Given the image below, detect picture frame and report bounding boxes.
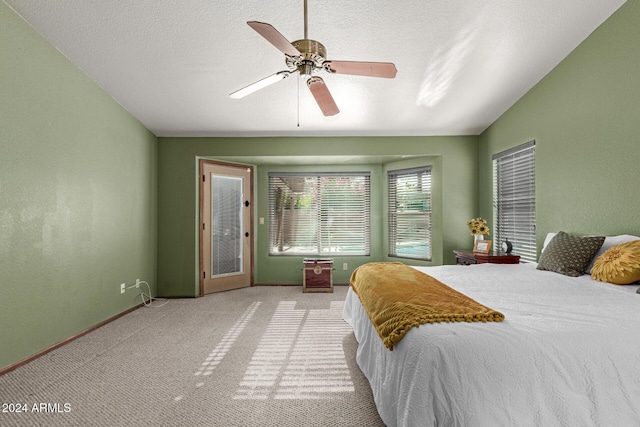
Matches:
[473,239,492,254]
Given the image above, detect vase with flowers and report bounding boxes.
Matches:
[467,218,490,243]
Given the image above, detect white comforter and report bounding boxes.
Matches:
[342,263,640,427]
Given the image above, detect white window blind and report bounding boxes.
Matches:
[388,166,432,261]
[493,141,536,262]
[268,173,370,256]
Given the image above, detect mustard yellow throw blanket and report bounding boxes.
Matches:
[350,262,504,350]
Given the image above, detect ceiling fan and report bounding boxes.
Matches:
[229,0,397,116]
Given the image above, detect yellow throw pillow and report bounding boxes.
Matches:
[591,240,640,284]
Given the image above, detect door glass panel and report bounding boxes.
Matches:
[211,175,243,276]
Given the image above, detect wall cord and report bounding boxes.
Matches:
[124,280,168,307]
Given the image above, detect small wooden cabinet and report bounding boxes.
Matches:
[303,258,333,293]
[454,250,520,265]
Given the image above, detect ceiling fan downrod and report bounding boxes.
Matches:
[304,0,308,40]
[287,0,327,76]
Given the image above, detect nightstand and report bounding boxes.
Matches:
[454,250,520,265]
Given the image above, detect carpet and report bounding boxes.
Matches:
[0,286,384,426]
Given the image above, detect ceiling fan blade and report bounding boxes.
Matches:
[324,60,397,78]
[307,76,339,116]
[247,21,301,57]
[229,70,292,99]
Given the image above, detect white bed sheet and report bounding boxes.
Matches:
[342,263,640,427]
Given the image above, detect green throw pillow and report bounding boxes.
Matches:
[537,231,605,277]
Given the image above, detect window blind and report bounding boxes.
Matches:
[493,141,536,262]
[268,172,370,256]
[212,175,243,275]
[388,166,432,261]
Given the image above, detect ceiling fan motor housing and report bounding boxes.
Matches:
[287,39,327,75]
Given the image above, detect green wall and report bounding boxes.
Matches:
[157,137,477,296]
[478,0,640,256]
[0,3,158,370]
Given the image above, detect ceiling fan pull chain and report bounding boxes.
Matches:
[298,79,301,127]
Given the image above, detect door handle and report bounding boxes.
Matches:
[245,232,249,237]
[244,200,250,207]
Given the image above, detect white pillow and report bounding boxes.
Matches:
[541,232,557,253]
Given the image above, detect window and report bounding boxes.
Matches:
[493,141,536,262]
[388,166,432,261]
[268,173,370,256]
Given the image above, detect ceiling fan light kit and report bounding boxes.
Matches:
[229,0,397,116]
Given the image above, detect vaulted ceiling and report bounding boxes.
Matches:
[4,0,626,137]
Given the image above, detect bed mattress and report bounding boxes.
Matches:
[342,263,640,427]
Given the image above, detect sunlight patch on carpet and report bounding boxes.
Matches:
[235,300,354,400]
[194,301,262,377]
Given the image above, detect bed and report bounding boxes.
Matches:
[343,235,640,427]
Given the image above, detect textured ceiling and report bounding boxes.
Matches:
[4,0,626,137]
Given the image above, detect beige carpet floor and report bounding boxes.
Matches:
[0,286,385,426]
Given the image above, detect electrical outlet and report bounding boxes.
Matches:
[120,283,126,294]
[135,279,140,288]
[343,263,348,271]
